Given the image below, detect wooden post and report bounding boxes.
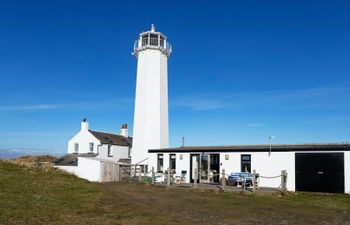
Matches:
[138,165,142,182]
[118,165,122,181]
[134,164,136,178]
[252,169,256,193]
[281,170,287,195]
[194,168,198,189]
[151,167,155,184]
[167,167,171,187]
[221,169,226,192]
[139,170,142,182]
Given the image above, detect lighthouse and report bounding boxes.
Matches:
[131,25,172,166]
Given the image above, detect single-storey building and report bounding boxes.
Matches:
[148,144,350,193]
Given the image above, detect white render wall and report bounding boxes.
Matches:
[96,145,130,161]
[176,153,191,183]
[345,151,350,194]
[132,48,169,165]
[67,129,100,154]
[220,152,295,191]
[55,165,79,175]
[76,157,101,182]
[55,157,101,182]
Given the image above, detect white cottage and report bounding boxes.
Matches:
[55,119,132,182]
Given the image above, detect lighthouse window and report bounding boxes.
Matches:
[160,36,164,47]
[150,34,158,46]
[142,35,148,46]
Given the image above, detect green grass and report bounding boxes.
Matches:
[0,161,349,225]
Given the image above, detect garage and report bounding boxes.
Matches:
[295,153,344,193]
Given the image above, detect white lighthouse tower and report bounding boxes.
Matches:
[131,25,172,166]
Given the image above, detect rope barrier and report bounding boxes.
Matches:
[259,175,282,179]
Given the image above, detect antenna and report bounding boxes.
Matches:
[182,137,185,147]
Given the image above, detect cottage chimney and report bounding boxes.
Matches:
[81,118,89,131]
[120,124,128,137]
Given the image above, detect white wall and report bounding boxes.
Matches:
[76,157,101,182]
[220,152,294,190]
[96,145,129,161]
[251,152,295,191]
[345,151,350,194]
[220,153,241,175]
[176,153,190,183]
[55,158,101,182]
[55,165,79,175]
[67,130,101,154]
[132,48,169,165]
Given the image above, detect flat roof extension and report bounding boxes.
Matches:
[148,143,350,153]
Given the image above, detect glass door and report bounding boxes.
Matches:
[200,155,209,183]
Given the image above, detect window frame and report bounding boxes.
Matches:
[169,154,176,171]
[89,142,94,153]
[107,145,112,157]
[74,143,79,154]
[241,154,251,173]
[157,154,164,172]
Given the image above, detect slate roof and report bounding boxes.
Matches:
[89,130,132,147]
[148,143,350,153]
[54,153,97,166]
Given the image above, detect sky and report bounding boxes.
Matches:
[0,0,350,153]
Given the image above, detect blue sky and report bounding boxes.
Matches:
[0,0,350,153]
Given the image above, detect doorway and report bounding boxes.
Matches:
[295,153,344,193]
[210,154,220,183]
[190,153,220,183]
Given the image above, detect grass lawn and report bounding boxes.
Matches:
[0,161,349,225]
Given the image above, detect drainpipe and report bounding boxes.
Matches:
[97,144,102,155]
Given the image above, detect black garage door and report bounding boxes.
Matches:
[295,153,344,193]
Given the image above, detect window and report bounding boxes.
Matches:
[241,154,251,173]
[149,34,158,46]
[141,165,148,173]
[157,154,164,172]
[170,154,176,170]
[89,143,94,153]
[141,34,148,46]
[74,143,79,153]
[160,36,165,48]
[107,145,112,157]
[128,147,131,158]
